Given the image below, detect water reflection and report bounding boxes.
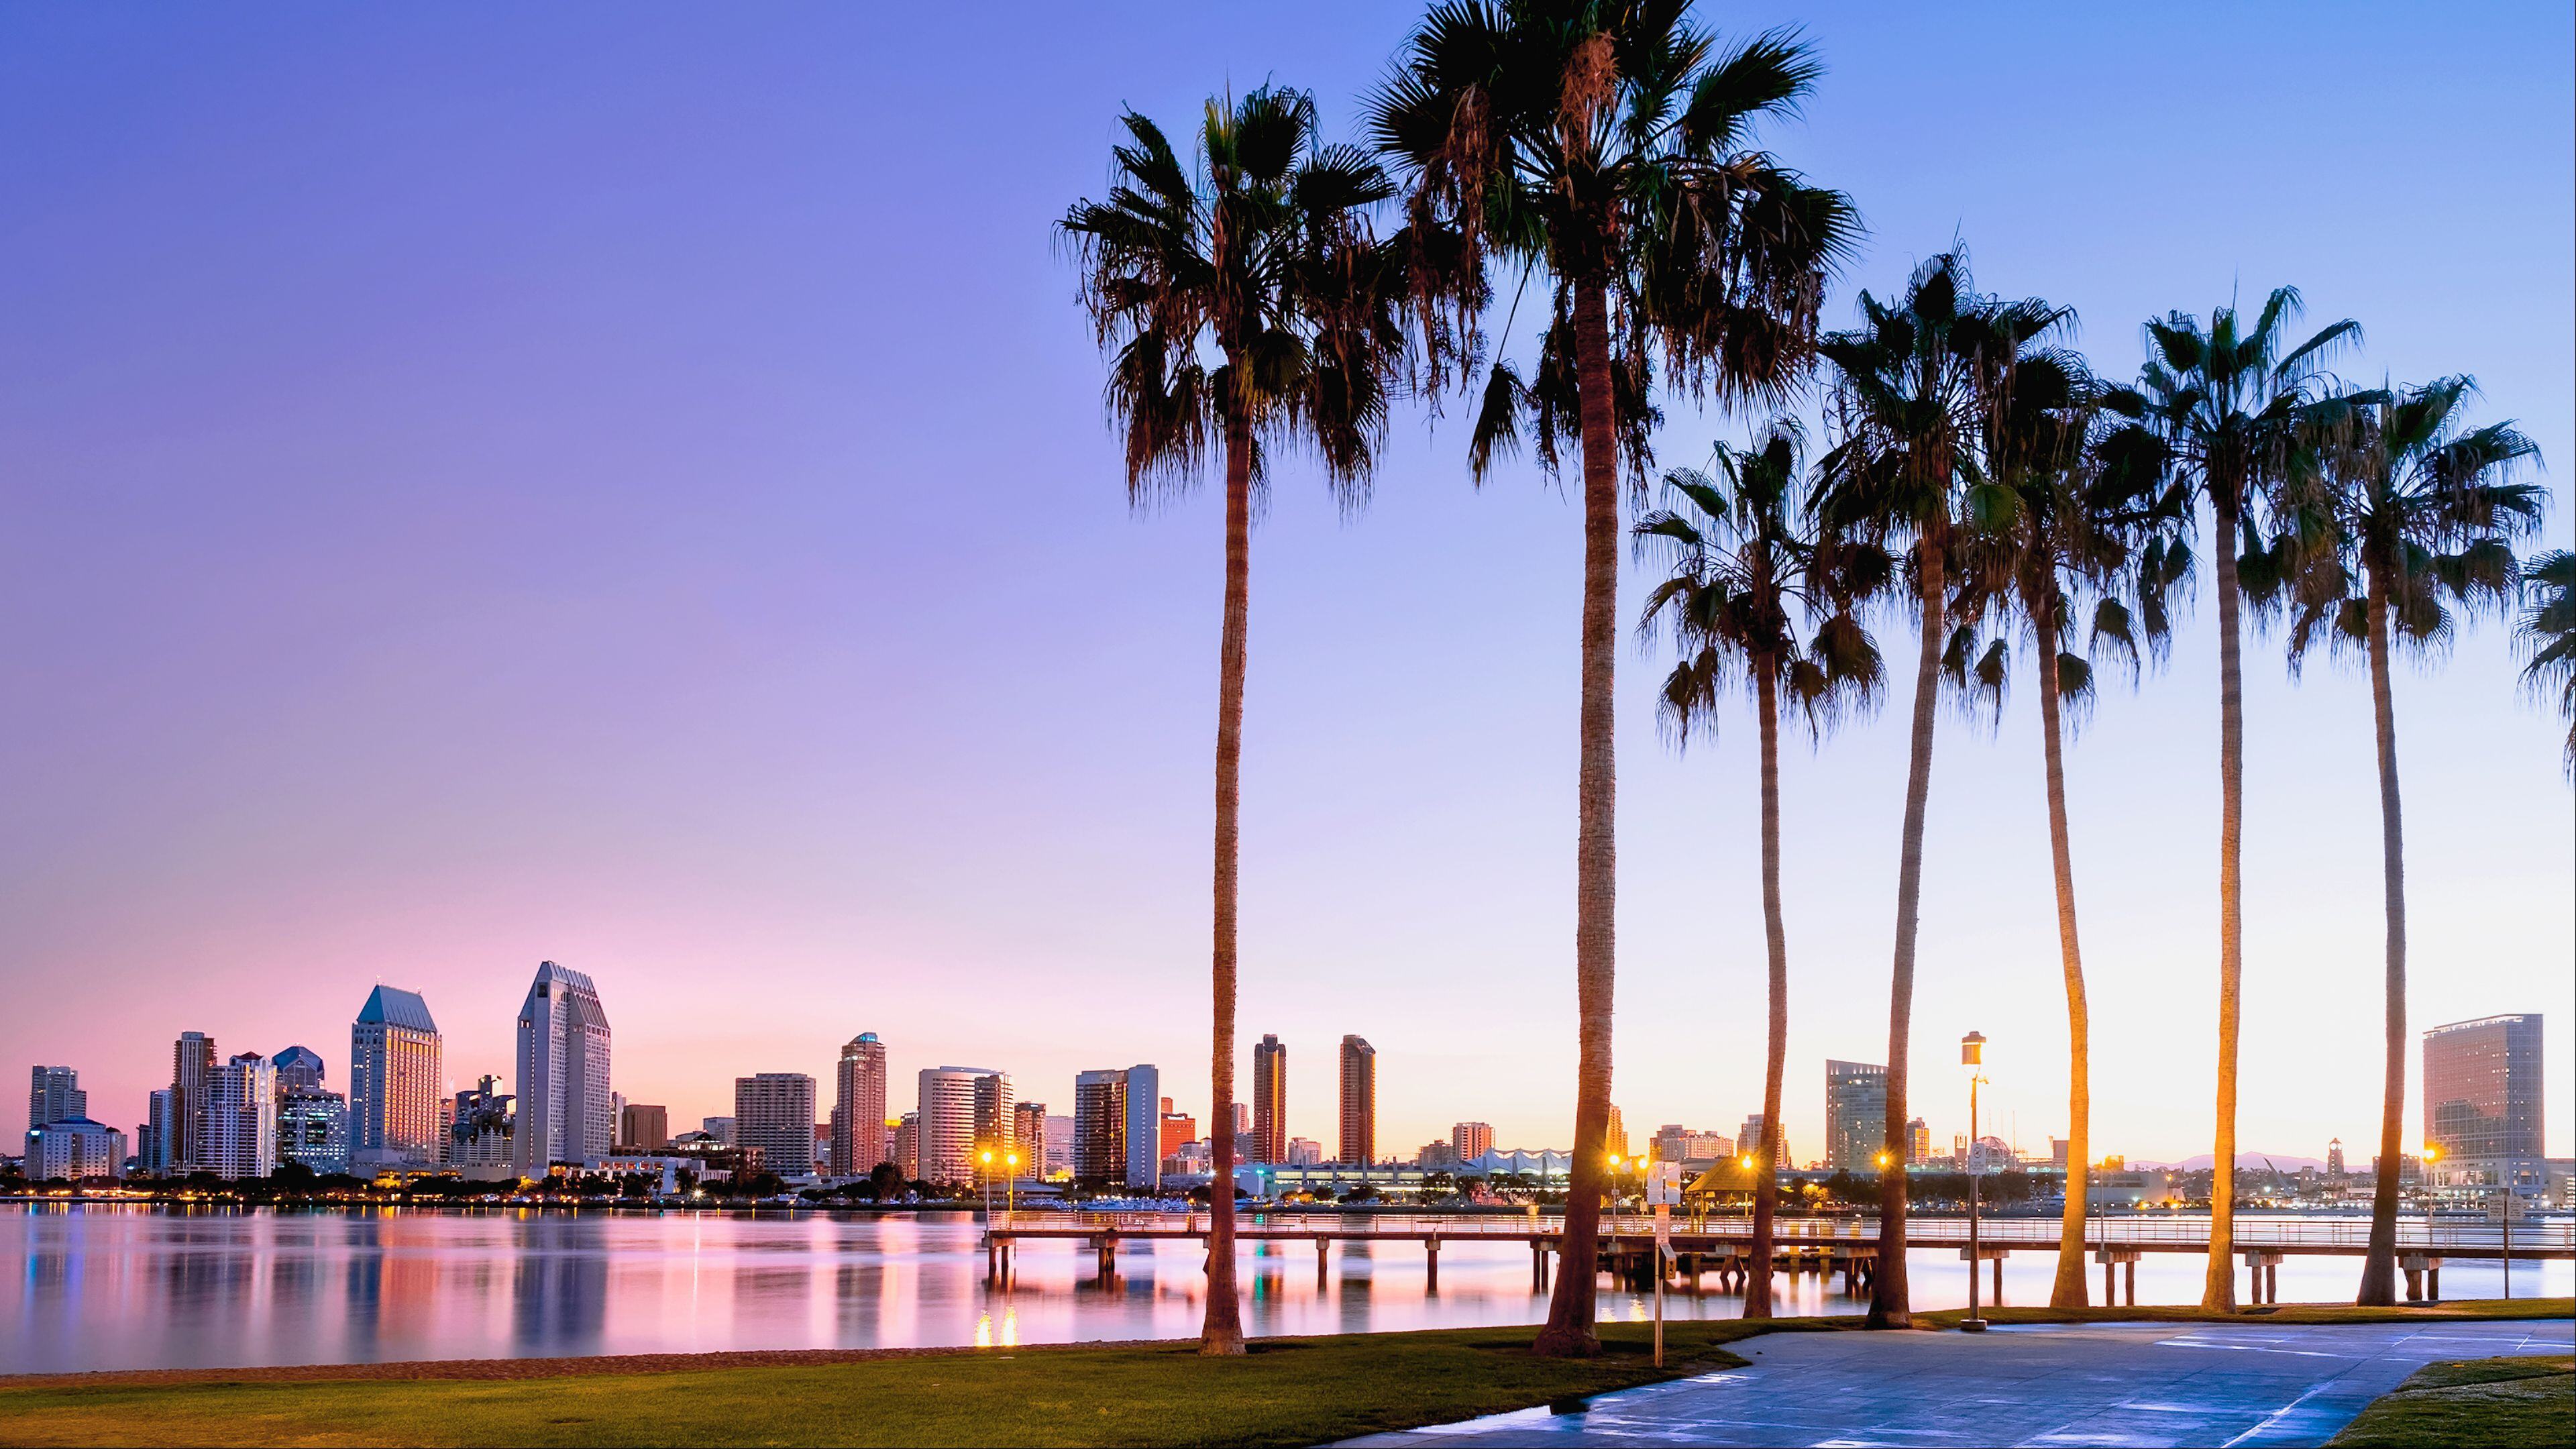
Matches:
[4,1203,2568,1375]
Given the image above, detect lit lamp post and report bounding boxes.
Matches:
[1962,1030,1989,1332]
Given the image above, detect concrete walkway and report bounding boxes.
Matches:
[1340,1318,2575,1448]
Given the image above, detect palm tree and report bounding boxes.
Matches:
[2273,378,2542,1305]
[1059,87,1406,1354]
[1634,419,1883,1319]
[1815,249,2068,1328]
[1370,0,1855,1355]
[2522,550,2576,774]
[1947,354,2185,1307]
[2135,289,2356,1310]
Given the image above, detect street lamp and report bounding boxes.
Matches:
[1962,1030,1989,1332]
[979,1147,996,1221]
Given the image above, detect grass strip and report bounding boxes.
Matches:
[2327,1352,2573,1447]
[0,1299,2562,1448]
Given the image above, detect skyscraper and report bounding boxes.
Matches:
[279,1086,352,1176]
[140,1087,181,1175]
[2423,1014,2544,1185]
[1014,1101,1047,1178]
[172,1032,216,1172]
[1452,1121,1494,1161]
[1825,1060,1888,1171]
[914,1067,1006,1186]
[514,962,612,1174]
[619,1103,669,1150]
[1338,1036,1375,1166]
[892,1112,919,1181]
[1250,1034,1287,1165]
[1907,1117,1932,1166]
[1738,1114,1789,1169]
[351,986,443,1169]
[2327,1138,2346,1177]
[977,1071,1018,1168]
[272,1045,326,1094]
[27,1067,83,1134]
[832,1033,889,1177]
[736,1073,818,1177]
[1072,1069,1128,1182]
[1122,1064,1158,1190]
[204,1053,277,1180]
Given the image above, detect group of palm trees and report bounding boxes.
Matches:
[1058,1,2567,1358]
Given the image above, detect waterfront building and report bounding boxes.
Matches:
[272,1046,325,1094]
[1250,1034,1287,1164]
[1605,1104,1628,1159]
[140,1088,181,1175]
[1013,1102,1047,1179]
[914,1067,1006,1186]
[1737,1114,1789,1169]
[702,1116,736,1144]
[350,987,444,1168]
[1233,1102,1250,1137]
[1825,1060,1888,1171]
[1416,1139,1460,1169]
[735,1072,817,1177]
[1907,1117,1932,1165]
[1452,1122,1494,1161]
[27,1067,85,1134]
[1072,1069,1127,1181]
[2328,1138,2346,1177]
[1286,1136,1323,1166]
[1124,1065,1159,1189]
[23,1116,124,1180]
[2423,1014,2544,1193]
[449,1076,514,1165]
[513,962,612,1173]
[1159,1107,1196,1162]
[172,1031,216,1171]
[619,1103,669,1151]
[279,1087,352,1175]
[975,1071,1018,1169]
[1338,1036,1375,1167]
[1042,1113,1073,1176]
[2051,1138,2071,1170]
[831,1033,888,1177]
[204,1053,277,1179]
[892,1112,919,1180]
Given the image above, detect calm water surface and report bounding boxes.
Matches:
[4,1205,2565,1374]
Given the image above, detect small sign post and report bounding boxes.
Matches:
[1648,1162,1681,1366]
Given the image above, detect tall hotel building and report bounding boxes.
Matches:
[27,1067,85,1133]
[1067,1065,1160,1187]
[515,962,613,1173]
[204,1053,278,1180]
[2423,1014,2545,1190]
[351,986,445,1168]
[832,1033,889,1177]
[171,1031,217,1171]
[1338,1036,1375,1167]
[915,1067,1009,1186]
[736,1073,818,1177]
[1250,1034,1287,1165]
[1012,1101,1047,1178]
[1824,1060,1888,1171]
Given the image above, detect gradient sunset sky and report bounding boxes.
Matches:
[4,1,2569,1167]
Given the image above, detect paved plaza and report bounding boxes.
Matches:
[1342,1318,2576,1448]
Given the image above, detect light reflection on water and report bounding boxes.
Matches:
[3,1204,2565,1375]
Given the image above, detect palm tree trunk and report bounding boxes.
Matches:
[1747,653,1787,1320]
[1869,537,1943,1330]
[2355,579,2407,1305]
[1199,409,1251,1355]
[1534,276,1621,1358]
[2201,489,2245,1311]
[2033,602,2091,1309]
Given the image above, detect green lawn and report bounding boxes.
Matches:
[1,1301,2562,1449]
[2328,1353,2574,1447]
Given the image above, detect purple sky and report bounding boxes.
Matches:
[4,2,2569,1165]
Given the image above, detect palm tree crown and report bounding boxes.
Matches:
[2521,549,2576,773]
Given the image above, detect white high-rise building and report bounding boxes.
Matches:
[350,986,443,1168]
[515,961,612,1173]
[24,1117,124,1180]
[915,1066,1006,1187]
[204,1053,278,1180]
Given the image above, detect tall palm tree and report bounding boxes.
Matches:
[1371,0,1854,1355]
[1634,419,1884,1320]
[1815,249,2068,1328]
[2521,549,2576,774]
[2135,289,2355,1310]
[2274,378,2542,1305]
[1947,355,2185,1307]
[1060,86,1406,1355]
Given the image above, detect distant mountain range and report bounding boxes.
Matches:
[2125,1153,2332,1173]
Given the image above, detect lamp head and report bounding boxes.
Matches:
[1961,1031,1986,1067]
